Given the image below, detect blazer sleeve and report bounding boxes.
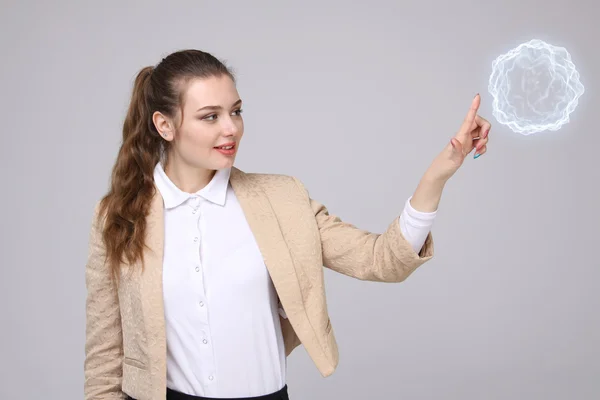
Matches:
[84,202,125,399]
[293,177,434,282]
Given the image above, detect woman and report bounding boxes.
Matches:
[84,49,491,400]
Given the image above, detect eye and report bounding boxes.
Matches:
[232,108,243,116]
[202,114,217,121]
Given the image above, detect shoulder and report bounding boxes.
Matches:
[231,167,310,197]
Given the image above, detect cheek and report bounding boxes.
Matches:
[175,129,216,157]
[184,123,218,146]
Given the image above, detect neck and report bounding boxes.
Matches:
[163,158,216,193]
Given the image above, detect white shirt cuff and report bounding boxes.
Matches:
[398,196,436,254]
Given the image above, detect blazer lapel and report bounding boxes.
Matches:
[229,167,306,319]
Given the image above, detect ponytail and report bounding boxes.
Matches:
[98,66,163,283]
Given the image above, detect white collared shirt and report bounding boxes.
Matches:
[153,163,435,397]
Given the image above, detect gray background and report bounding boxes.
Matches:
[1,0,598,399]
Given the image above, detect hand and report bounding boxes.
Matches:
[426,93,491,183]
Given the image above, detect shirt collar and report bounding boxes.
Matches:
[153,162,231,209]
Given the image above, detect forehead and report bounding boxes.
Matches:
[183,75,239,109]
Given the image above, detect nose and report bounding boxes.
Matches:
[221,117,239,136]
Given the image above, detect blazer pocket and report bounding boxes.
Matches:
[123,356,147,370]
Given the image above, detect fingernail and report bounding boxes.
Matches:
[474,153,481,159]
[483,129,489,139]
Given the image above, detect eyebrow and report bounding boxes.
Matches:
[196,99,242,112]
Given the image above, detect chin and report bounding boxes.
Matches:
[215,157,236,170]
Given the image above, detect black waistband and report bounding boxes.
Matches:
[166,385,289,400]
[126,385,289,400]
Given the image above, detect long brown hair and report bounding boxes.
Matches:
[98,49,235,282]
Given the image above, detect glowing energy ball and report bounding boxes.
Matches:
[488,39,585,135]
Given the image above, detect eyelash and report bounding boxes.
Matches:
[202,108,243,121]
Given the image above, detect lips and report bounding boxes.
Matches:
[214,142,236,150]
[214,142,237,156]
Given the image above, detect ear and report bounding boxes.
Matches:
[152,111,174,141]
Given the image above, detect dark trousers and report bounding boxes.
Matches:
[126,384,289,400]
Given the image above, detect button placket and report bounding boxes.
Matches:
[189,196,215,384]
[189,196,207,324]
[196,328,215,384]
[196,299,208,326]
[191,196,202,215]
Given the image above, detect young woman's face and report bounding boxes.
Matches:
[167,75,244,170]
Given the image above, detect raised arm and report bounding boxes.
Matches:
[293,178,434,282]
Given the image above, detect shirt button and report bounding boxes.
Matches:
[195,266,200,272]
[193,237,198,242]
[199,301,204,307]
[203,339,208,344]
[208,375,214,381]
[192,209,197,214]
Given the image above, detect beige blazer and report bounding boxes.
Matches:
[84,167,435,400]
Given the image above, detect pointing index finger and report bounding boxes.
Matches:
[460,93,481,133]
